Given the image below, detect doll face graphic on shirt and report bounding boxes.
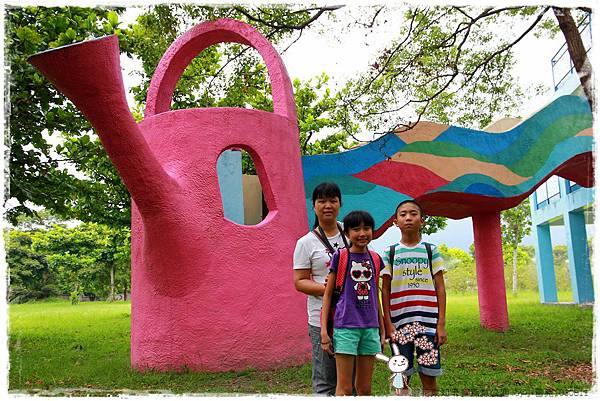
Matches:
[350,260,372,282]
[351,260,372,301]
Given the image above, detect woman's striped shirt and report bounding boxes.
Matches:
[381,242,446,335]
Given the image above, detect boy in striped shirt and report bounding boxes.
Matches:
[381,199,447,395]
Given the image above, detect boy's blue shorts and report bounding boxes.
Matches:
[333,327,381,356]
[396,324,443,377]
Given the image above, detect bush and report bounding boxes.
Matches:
[8,283,60,304]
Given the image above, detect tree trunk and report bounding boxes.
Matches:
[512,247,518,294]
[553,7,594,111]
[109,263,115,302]
[123,281,127,301]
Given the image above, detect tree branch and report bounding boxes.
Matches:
[342,5,551,127]
[451,6,473,21]
[302,131,314,153]
[359,6,385,28]
[280,28,304,55]
[233,5,344,30]
[343,7,444,105]
[204,5,343,98]
[462,6,550,84]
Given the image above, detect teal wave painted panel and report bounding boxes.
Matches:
[303,176,411,230]
[434,95,591,157]
[427,136,593,197]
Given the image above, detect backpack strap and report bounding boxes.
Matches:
[388,244,397,282]
[335,248,350,294]
[313,227,335,254]
[423,242,434,277]
[368,250,381,284]
[423,242,439,301]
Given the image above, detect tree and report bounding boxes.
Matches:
[5,6,129,226]
[502,245,538,292]
[5,220,132,303]
[295,74,360,155]
[96,227,131,301]
[422,216,447,236]
[334,6,593,135]
[4,229,59,303]
[30,223,130,301]
[438,244,476,293]
[11,208,65,231]
[501,198,532,294]
[552,245,572,293]
[241,73,360,174]
[552,7,594,111]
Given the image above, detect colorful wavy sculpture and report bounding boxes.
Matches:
[302,95,594,237]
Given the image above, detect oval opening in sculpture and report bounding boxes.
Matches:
[217,148,271,225]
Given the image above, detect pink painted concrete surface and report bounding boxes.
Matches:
[30,19,310,371]
[472,212,510,331]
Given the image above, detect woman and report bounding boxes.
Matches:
[293,182,349,395]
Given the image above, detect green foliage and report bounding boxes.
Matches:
[55,135,131,228]
[119,4,324,112]
[70,289,81,305]
[501,198,532,292]
[295,74,358,155]
[33,223,131,300]
[551,244,582,294]
[241,74,356,174]
[12,209,65,230]
[8,293,593,395]
[422,215,447,235]
[5,218,131,303]
[440,243,541,293]
[5,6,130,226]
[4,230,59,303]
[438,244,477,292]
[503,245,538,292]
[336,6,554,132]
[7,5,354,220]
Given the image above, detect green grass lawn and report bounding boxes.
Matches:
[8,291,595,396]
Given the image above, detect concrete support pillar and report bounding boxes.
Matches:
[533,224,558,303]
[472,212,509,331]
[563,210,594,303]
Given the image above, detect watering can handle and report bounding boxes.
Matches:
[145,18,297,122]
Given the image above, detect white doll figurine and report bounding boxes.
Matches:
[375,341,409,395]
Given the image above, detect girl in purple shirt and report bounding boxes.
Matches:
[321,210,385,396]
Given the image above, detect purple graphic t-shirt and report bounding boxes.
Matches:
[330,250,383,329]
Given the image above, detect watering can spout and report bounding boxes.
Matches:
[28,35,178,216]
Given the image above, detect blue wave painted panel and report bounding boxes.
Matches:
[301,133,406,181]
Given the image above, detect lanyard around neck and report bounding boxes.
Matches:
[314,223,349,254]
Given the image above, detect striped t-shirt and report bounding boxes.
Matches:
[381,242,446,335]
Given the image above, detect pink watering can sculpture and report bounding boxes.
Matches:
[29,19,310,371]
